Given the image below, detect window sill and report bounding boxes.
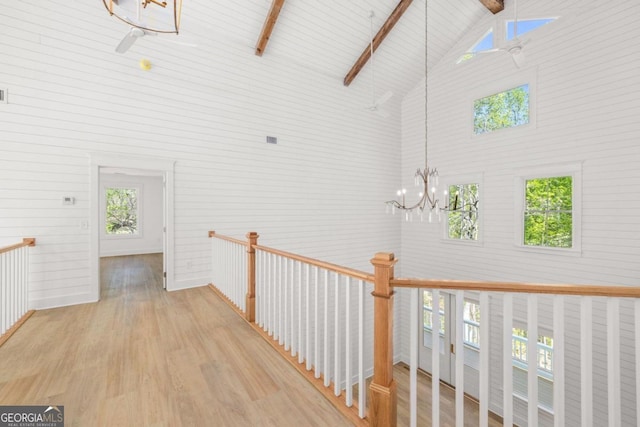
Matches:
[514,244,581,257]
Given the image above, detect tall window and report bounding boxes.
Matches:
[524,177,572,248]
[474,84,529,135]
[512,327,554,411]
[105,187,139,235]
[447,183,479,241]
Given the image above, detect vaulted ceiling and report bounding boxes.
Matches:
[177,1,494,101]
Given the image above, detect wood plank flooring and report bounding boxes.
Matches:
[0,254,352,426]
[0,253,501,426]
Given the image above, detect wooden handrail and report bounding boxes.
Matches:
[208,230,248,246]
[391,277,640,298]
[0,238,36,255]
[253,244,374,283]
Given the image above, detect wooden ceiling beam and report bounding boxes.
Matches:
[255,0,285,57]
[479,0,504,14]
[343,0,413,87]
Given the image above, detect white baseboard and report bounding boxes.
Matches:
[169,277,210,292]
[29,292,98,310]
[100,248,163,257]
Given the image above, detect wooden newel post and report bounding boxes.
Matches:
[369,252,398,427]
[245,232,259,323]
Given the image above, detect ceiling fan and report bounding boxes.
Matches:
[115,27,150,53]
[469,0,529,68]
[364,11,393,117]
[115,26,197,54]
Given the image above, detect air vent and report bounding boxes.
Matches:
[0,88,6,104]
[266,136,277,144]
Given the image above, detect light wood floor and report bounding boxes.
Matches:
[0,253,501,426]
[0,254,352,426]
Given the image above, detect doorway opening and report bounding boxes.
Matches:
[419,290,482,398]
[90,153,175,301]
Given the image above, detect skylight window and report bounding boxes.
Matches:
[506,18,556,40]
[458,17,557,65]
[457,29,493,64]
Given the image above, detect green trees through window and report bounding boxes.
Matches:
[474,84,529,135]
[105,187,139,235]
[524,177,572,248]
[447,183,479,241]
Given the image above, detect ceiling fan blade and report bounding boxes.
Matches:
[115,28,145,54]
[376,90,393,107]
[511,48,526,68]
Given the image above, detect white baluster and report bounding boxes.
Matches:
[283,257,289,350]
[290,258,296,357]
[636,299,640,427]
[314,266,320,379]
[528,294,539,426]
[334,273,341,397]
[581,296,593,427]
[432,289,440,426]
[455,290,464,427]
[410,288,418,427]
[553,295,565,427]
[345,276,352,407]
[298,261,303,363]
[479,292,489,427]
[503,293,513,427]
[607,298,620,427]
[324,269,330,388]
[304,264,318,371]
[358,279,366,419]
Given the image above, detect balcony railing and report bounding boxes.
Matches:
[209,230,640,427]
[0,238,36,347]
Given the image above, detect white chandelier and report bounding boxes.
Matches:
[385,2,446,223]
[385,167,447,222]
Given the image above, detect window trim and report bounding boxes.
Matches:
[441,174,484,245]
[101,184,144,240]
[469,68,538,139]
[513,163,582,255]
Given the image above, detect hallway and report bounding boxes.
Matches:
[0,254,352,426]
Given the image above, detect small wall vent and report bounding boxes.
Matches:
[0,89,6,104]
[266,136,277,144]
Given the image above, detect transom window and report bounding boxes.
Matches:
[458,18,557,64]
[474,84,529,135]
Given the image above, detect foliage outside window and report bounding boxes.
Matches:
[474,84,529,135]
[447,183,479,241]
[105,187,139,235]
[524,177,572,248]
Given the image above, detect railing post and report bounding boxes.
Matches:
[369,252,397,427]
[245,231,259,323]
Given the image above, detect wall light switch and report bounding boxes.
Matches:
[62,196,75,205]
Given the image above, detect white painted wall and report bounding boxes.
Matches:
[0,2,402,309]
[398,1,640,426]
[99,173,163,257]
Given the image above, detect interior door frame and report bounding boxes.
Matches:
[89,153,175,300]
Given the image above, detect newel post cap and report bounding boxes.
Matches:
[371,252,397,266]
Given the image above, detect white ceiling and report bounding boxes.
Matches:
[173,1,491,101]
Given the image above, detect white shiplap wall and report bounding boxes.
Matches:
[0,1,404,308]
[399,0,640,426]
